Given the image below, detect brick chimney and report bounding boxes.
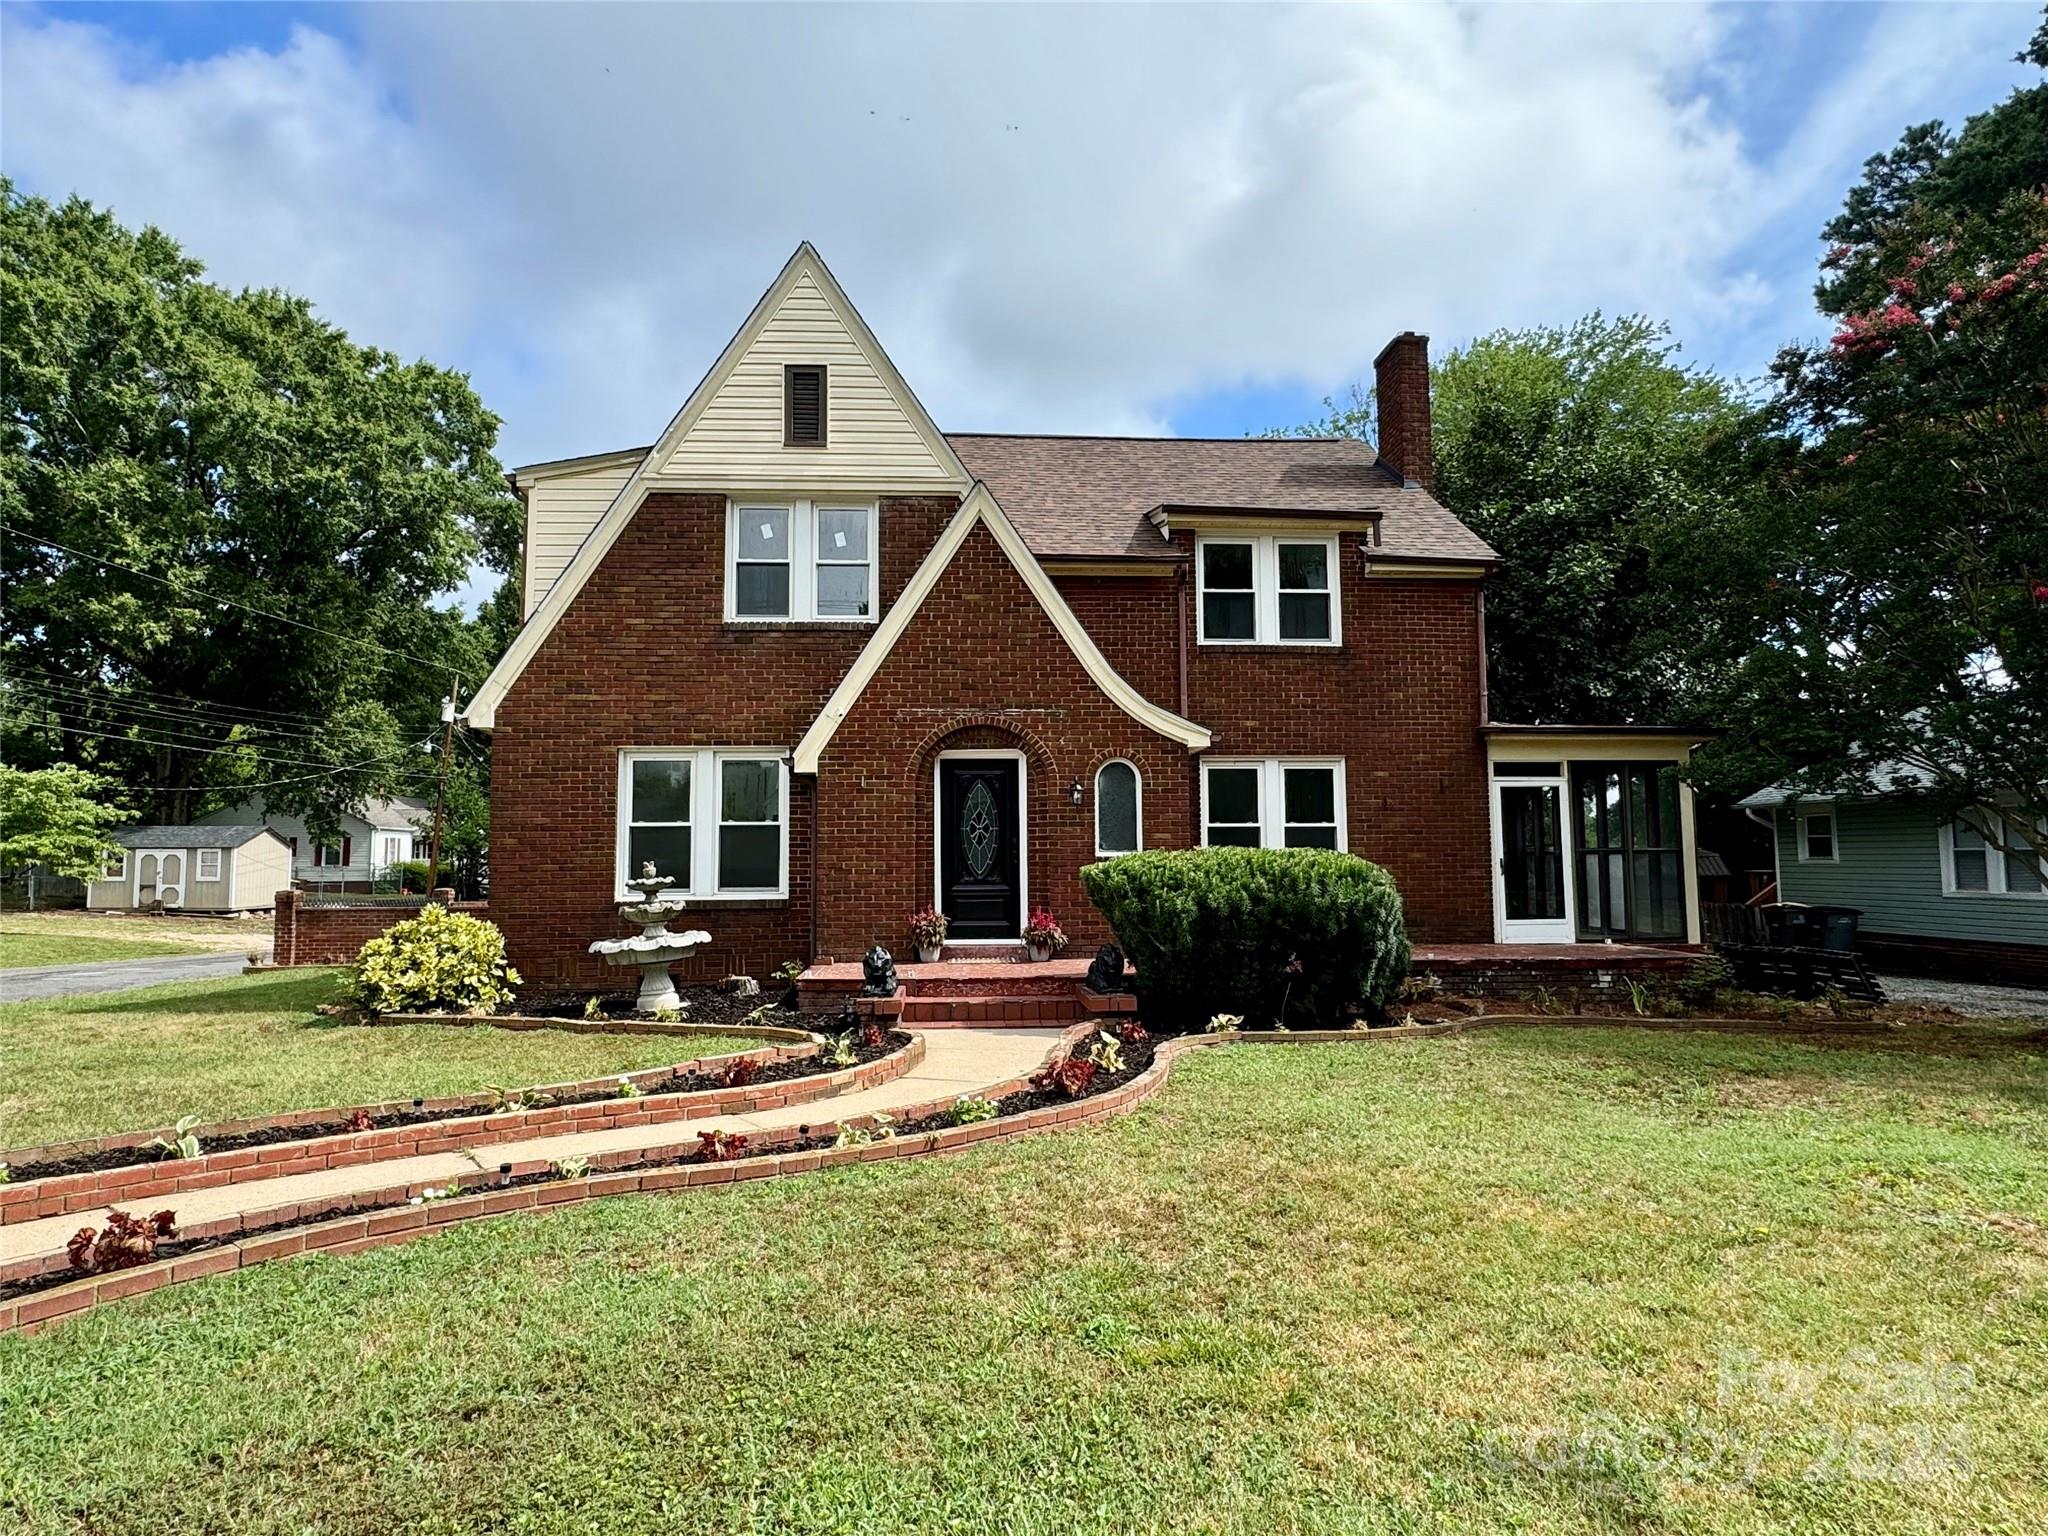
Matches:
[1373,332,1433,493]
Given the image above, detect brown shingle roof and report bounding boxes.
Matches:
[514,434,1498,566]
[945,434,1497,564]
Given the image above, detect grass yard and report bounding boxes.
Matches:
[0,912,221,969]
[0,970,763,1150]
[4,1022,2044,1534]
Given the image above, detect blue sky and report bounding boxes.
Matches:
[4,1,2038,598]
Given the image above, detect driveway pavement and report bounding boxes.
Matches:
[0,951,258,1002]
[1877,972,2048,1019]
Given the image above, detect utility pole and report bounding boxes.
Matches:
[428,679,458,895]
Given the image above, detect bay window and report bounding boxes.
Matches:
[1196,534,1339,645]
[1201,758,1347,850]
[727,500,877,622]
[619,749,787,897]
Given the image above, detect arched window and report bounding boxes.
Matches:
[1095,760,1141,856]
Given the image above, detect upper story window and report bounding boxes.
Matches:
[1944,810,2045,898]
[1094,760,1142,856]
[726,500,877,623]
[784,365,826,446]
[1201,758,1346,850]
[1196,534,1339,645]
[1797,809,1836,862]
[618,748,789,899]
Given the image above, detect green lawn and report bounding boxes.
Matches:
[5,1023,2044,1534]
[0,970,763,1150]
[0,917,209,969]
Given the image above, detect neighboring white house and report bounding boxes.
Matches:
[198,796,431,890]
[86,826,293,913]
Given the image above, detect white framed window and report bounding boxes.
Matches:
[1797,809,1837,862]
[726,500,877,623]
[1201,758,1347,850]
[103,848,127,880]
[196,848,223,881]
[1094,760,1142,857]
[1942,810,2046,898]
[1195,534,1340,646]
[313,839,348,868]
[618,748,788,898]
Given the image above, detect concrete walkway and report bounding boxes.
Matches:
[0,1028,1065,1268]
[0,950,259,1002]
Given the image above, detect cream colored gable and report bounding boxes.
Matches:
[655,268,957,489]
[517,453,640,618]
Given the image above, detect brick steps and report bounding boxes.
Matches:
[902,995,1081,1026]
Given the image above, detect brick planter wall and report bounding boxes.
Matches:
[1,1038,923,1230]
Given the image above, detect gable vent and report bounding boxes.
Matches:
[784,364,826,446]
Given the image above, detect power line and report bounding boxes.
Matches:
[1,659,388,729]
[121,747,442,794]
[5,679,371,743]
[1,525,463,677]
[10,716,438,771]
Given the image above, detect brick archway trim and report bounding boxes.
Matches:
[792,483,1211,772]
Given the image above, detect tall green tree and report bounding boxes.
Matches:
[1692,10,2048,865]
[0,186,518,833]
[0,763,129,884]
[1275,314,1752,724]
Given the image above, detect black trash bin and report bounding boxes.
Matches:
[1762,903,1821,948]
[1806,906,1862,952]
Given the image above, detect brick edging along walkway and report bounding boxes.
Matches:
[2,1037,926,1229]
[1,1014,1894,1334]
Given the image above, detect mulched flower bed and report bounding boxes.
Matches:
[5,1023,910,1185]
[1,1029,1154,1306]
[514,982,802,1029]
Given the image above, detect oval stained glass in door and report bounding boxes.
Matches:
[962,779,999,878]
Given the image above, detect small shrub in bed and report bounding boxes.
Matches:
[1081,847,1411,1031]
[348,903,521,1017]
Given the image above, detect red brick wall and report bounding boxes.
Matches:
[490,491,958,985]
[1052,572,1181,710]
[273,891,490,966]
[816,522,1195,957]
[1174,528,1490,941]
[489,494,1492,983]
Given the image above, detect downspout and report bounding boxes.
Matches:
[1475,587,1490,726]
[1175,561,1190,721]
[808,772,821,962]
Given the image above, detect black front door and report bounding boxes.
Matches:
[939,758,1021,939]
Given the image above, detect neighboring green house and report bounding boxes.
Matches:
[1739,785,2048,987]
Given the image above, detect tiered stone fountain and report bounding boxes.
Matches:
[589,863,710,1013]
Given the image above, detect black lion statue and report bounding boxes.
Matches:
[1083,943,1127,995]
[860,943,899,997]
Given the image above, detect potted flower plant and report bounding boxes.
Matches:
[1022,906,1068,963]
[908,906,948,964]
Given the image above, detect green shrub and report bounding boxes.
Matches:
[1081,848,1410,1030]
[383,859,448,894]
[348,902,520,1016]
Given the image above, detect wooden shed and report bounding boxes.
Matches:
[85,827,293,915]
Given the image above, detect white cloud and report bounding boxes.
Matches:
[3,0,2035,472]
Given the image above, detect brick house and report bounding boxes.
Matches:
[466,245,1704,986]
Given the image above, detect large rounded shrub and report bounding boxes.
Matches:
[1080,847,1410,1030]
[348,902,521,1016]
